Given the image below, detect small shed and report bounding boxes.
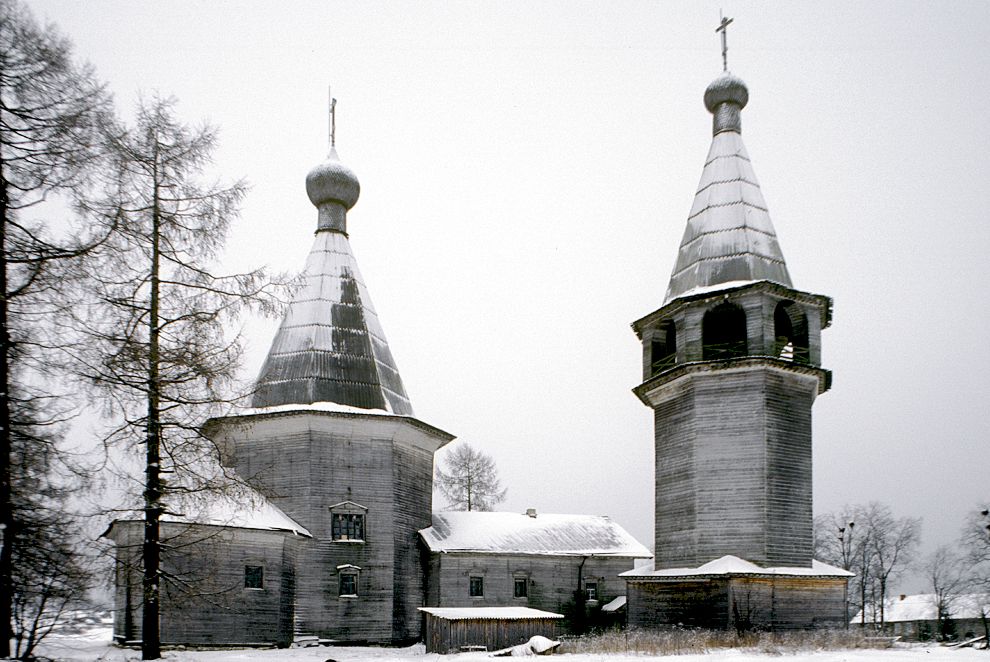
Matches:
[418,607,563,654]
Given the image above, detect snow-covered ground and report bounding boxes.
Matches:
[32,628,990,662]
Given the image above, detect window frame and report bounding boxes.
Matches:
[469,576,484,598]
[329,501,369,543]
[513,577,528,599]
[244,564,264,590]
[337,563,361,598]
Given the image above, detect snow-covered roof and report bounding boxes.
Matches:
[852,593,990,624]
[107,489,311,538]
[601,596,626,613]
[620,555,852,579]
[418,607,563,621]
[235,400,397,419]
[420,511,651,557]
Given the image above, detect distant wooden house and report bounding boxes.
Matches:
[419,607,563,654]
[852,593,990,641]
[420,510,651,631]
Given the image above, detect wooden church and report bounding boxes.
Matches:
[104,25,852,647]
[104,127,648,648]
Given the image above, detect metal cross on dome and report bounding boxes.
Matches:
[328,86,337,148]
[716,12,734,72]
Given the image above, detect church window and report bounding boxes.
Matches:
[339,573,358,597]
[702,302,748,360]
[469,576,484,597]
[514,577,528,598]
[244,565,264,589]
[774,301,810,364]
[332,513,365,541]
[337,564,361,597]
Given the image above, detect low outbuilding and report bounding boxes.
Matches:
[418,607,563,654]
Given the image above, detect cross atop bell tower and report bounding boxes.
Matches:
[716,12,733,72]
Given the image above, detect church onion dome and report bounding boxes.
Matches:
[305,146,360,210]
[703,72,749,113]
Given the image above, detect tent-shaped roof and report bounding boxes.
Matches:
[420,511,651,557]
[251,148,412,415]
[664,73,792,304]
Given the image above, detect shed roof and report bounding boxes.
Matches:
[418,607,563,621]
[420,511,651,557]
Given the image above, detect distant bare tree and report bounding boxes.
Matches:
[924,545,965,640]
[434,443,506,511]
[961,506,990,646]
[64,96,281,660]
[863,502,921,629]
[815,505,873,626]
[0,0,112,656]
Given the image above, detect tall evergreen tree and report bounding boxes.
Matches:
[0,0,111,655]
[67,97,280,660]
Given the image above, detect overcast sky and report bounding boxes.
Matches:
[27,1,990,590]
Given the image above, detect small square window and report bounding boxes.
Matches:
[513,578,528,598]
[332,513,365,541]
[245,565,264,589]
[585,582,598,601]
[469,576,484,597]
[339,573,357,596]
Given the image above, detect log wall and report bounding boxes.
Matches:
[626,576,848,630]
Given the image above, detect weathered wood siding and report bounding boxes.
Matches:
[211,411,450,643]
[392,441,437,643]
[107,521,297,647]
[626,576,847,630]
[427,552,636,624]
[422,614,559,654]
[652,365,816,568]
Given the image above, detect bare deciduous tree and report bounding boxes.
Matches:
[0,0,111,656]
[816,502,920,630]
[924,545,965,640]
[65,97,281,660]
[961,506,990,646]
[814,506,873,626]
[434,443,506,512]
[864,503,921,628]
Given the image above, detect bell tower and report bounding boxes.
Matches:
[632,70,832,570]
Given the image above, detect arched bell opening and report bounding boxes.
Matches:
[650,320,677,375]
[702,303,748,360]
[773,301,810,364]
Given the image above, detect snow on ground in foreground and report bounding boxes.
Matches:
[34,628,990,662]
